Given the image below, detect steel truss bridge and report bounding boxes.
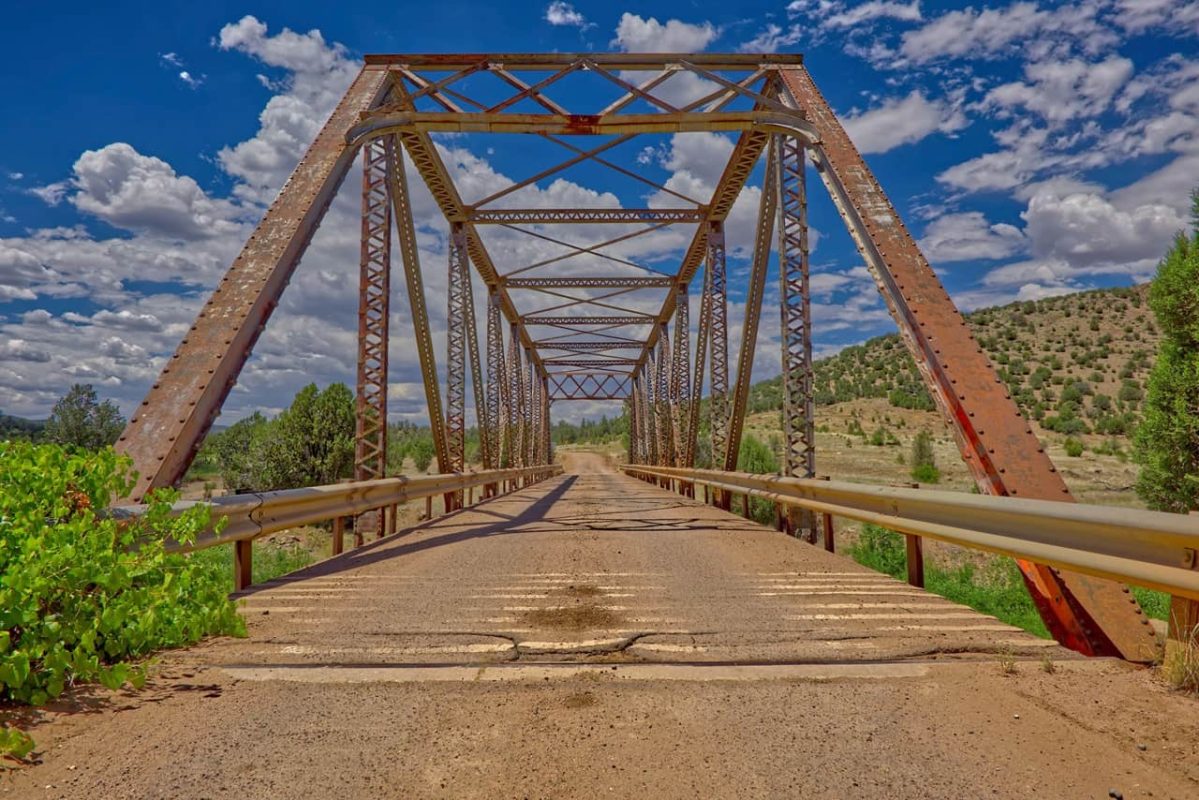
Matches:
[113,53,1195,663]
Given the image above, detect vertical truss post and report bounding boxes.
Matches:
[541,375,552,464]
[354,137,392,537]
[776,135,817,541]
[626,396,638,464]
[463,252,488,474]
[354,136,392,482]
[724,140,778,473]
[685,267,712,474]
[387,135,449,474]
[670,287,690,471]
[445,222,469,510]
[485,291,505,494]
[636,375,651,464]
[655,322,674,468]
[525,353,537,468]
[509,325,525,473]
[706,222,730,507]
[644,350,660,468]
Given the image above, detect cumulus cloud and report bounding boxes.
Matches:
[544,1,588,28]
[843,91,967,154]
[68,143,244,240]
[919,212,1026,262]
[612,13,719,52]
[984,56,1133,125]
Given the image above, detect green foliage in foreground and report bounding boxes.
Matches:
[1135,192,1199,513]
[1,442,244,757]
[848,524,1172,636]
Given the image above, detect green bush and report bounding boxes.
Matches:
[0,442,244,754]
[910,430,940,483]
[1063,437,1085,457]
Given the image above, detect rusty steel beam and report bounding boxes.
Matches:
[655,323,674,466]
[776,135,816,485]
[485,291,505,480]
[114,65,391,500]
[775,135,817,542]
[354,137,391,490]
[778,65,1153,661]
[505,277,673,290]
[463,242,488,472]
[469,208,705,225]
[548,374,632,400]
[723,139,778,472]
[537,341,645,351]
[542,358,639,368]
[387,135,451,474]
[670,287,690,467]
[366,53,804,69]
[445,223,469,507]
[685,267,712,470]
[706,223,730,485]
[523,315,653,326]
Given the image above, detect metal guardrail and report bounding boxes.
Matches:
[115,465,563,589]
[622,465,1199,602]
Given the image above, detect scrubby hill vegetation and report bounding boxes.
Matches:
[748,284,1156,442]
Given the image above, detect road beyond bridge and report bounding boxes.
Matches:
[9,453,1199,799]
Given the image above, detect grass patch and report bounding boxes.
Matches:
[849,524,1050,638]
[202,541,316,592]
[1132,586,1171,621]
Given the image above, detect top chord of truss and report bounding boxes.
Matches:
[364,53,804,70]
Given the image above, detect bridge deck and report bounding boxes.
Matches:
[198,459,1060,669]
[10,455,1199,798]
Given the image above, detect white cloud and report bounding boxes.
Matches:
[612,13,718,52]
[823,1,923,29]
[544,1,588,28]
[984,56,1133,125]
[28,181,68,206]
[897,2,1118,66]
[919,212,1026,262]
[178,70,203,89]
[843,91,967,154]
[68,143,244,240]
[1113,0,1199,34]
[738,23,803,54]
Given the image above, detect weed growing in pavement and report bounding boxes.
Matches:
[1040,654,1057,674]
[998,647,1018,675]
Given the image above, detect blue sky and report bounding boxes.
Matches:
[1,1,1196,424]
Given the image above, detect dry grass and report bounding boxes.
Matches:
[1165,622,1199,693]
[998,647,1018,676]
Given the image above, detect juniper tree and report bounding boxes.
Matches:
[1134,192,1199,512]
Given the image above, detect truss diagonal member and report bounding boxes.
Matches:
[632,130,770,375]
[526,352,538,467]
[501,220,676,277]
[488,64,571,115]
[538,342,645,351]
[486,291,505,482]
[778,64,1153,661]
[724,137,779,472]
[446,223,469,492]
[538,134,706,207]
[388,134,450,474]
[706,223,730,485]
[472,134,638,210]
[355,137,392,504]
[114,65,391,501]
[581,58,682,113]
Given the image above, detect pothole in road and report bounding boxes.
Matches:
[519,604,622,631]
[555,583,604,599]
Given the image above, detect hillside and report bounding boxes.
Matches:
[749,284,1156,443]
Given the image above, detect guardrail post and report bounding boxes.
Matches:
[819,476,835,552]
[425,495,434,519]
[1167,512,1199,672]
[903,482,925,587]
[332,515,345,555]
[234,539,252,591]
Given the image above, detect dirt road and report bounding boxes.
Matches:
[6,460,1199,798]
